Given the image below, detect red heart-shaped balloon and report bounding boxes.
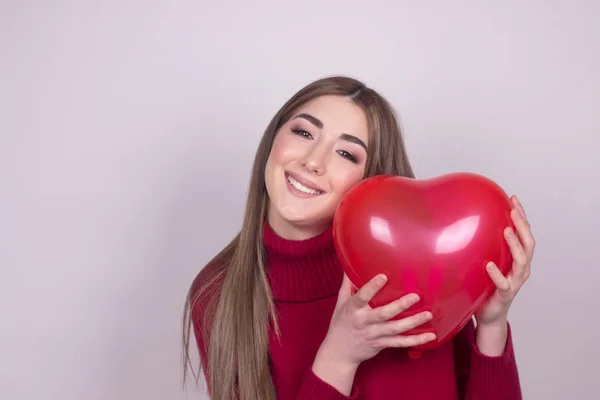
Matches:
[333,172,515,351]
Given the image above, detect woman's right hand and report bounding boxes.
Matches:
[311,273,436,395]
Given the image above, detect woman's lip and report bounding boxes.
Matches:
[285,176,322,198]
[285,171,325,192]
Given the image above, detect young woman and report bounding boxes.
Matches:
[182,76,535,400]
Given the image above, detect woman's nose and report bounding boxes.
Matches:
[301,147,327,175]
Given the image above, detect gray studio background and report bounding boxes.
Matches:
[1,1,598,399]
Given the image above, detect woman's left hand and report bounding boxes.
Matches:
[475,195,536,327]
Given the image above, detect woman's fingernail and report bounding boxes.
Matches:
[377,275,387,285]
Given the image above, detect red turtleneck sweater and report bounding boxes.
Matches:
[192,223,522,399]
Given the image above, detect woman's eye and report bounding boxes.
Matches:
[292,129,313,139]
[338,150,357,163]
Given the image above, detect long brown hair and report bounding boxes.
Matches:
[182,76,415,400]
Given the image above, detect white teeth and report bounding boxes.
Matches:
[287,174,322,195]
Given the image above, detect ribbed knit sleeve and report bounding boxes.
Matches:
[453,319,522,400]
[295,369,360,400]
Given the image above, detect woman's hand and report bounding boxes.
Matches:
[474,195,535,354]
[312,273,435,395]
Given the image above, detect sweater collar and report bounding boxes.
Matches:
[262,222,343,302]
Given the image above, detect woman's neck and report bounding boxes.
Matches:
[266,212,332,241]
[262,221,343,302]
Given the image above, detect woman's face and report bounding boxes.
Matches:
[265,95,370,239]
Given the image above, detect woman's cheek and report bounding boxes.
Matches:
[331,168,365,194]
